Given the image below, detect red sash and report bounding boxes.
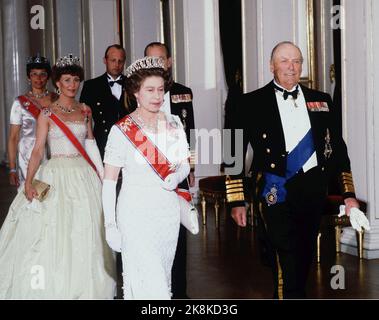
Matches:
[48,112,98,176]
[17,95,41,119]
[116,115,191,201]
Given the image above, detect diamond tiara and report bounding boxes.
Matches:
[26,53,49,65]
[125,56,165,78]
[55,54,80,68]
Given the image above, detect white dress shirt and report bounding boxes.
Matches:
[274,80,318,173]
[107,74,123,100]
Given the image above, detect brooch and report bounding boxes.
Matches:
[265,186,278,206]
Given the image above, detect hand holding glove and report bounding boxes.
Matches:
[161,161,190,191]
[338,205,370,232]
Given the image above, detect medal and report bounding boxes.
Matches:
[265,186,278,206]
[324,128,333,159]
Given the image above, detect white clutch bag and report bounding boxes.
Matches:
[178,195,199,235]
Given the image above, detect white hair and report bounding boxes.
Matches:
[270,41,303,62]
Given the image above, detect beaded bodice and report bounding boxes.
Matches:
[48,121,87,158]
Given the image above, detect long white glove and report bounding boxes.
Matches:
[102,179,122,252]
[161,161,190,191]
[85,139,104,180]
[338,205,370,232]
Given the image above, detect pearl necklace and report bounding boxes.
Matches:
[28,90,49,99]
[54,102,77,114]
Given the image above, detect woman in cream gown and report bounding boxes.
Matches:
[0,55,116,299]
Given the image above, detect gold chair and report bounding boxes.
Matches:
[198,175,226,228]
[317,195,367,262]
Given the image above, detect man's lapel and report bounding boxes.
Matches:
[101,73,113,98]
[265,81,286,152]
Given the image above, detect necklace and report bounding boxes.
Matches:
[54,102,77,114]
[134,108,159,132]
[28,90,49,99]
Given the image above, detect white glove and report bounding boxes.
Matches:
[105,226,122,253]
[102,179,121,252]
[338,205,370,232]
[85,139,104,180]
[161,161,190,191]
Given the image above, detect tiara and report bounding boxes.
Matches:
[26,53,49,65]
[125,56,165,78]
[55,54,80,67]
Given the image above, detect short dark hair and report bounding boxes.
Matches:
[125,67,172,102]
[104,44,126,59]
[51,64,84,88]
[143,42,171,58]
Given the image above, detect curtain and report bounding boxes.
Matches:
[219,0,243,131]
[219,0,243,172]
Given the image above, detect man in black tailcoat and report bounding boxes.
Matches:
[226,41,359,299]
[80,44,132,159]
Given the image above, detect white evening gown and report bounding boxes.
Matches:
[0,113,117,299]
[104,114,189,300]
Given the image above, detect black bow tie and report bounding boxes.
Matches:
[274,84,299,100]
[108,79,124,87]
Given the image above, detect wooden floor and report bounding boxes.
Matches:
[1,165,379,299]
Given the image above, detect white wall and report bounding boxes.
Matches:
[85,0,120,78]
[181,0,227,179]
[242,0,310,92]
[340,0,379,259]
[1,0,30,162]
[123,0,161,65]
[55,0,82,59]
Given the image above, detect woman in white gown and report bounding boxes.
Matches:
[8,55,57,190]
[0,55,116,299]
[102,57,190,299]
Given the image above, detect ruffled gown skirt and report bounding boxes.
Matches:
[0,157,117,299]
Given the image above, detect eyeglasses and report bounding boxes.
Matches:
[30,71,48,78]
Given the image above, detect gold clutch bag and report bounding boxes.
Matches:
[31,179,50,201]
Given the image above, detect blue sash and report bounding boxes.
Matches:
[262,129,315,205]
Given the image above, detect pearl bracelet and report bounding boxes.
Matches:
[9,168,17,173]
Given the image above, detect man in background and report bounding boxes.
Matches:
[80,44,132,159]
